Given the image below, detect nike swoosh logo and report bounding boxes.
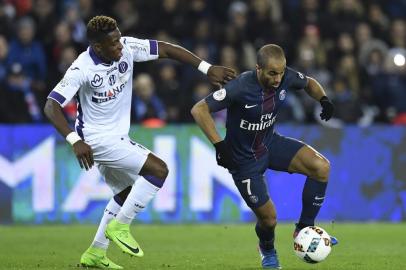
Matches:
[315,196,325,200]
[245,104,257,109]
[117,238,140,254]
[101,262,109,267]
[70,67,79,70]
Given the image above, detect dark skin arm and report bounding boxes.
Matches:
[158,41,236,88]
[44,99,94,170]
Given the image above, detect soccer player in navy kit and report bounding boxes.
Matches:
[191,44,337,269]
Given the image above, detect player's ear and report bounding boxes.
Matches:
[93,42,102,54]
[255,64,261,72]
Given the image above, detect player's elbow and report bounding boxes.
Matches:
[43,99,59,120]
[191,101,205,120]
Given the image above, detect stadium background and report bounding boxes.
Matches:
[0,0,405,224]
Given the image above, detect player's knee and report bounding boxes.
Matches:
[156,162,169,180]
[312,158,330,182]
[259,214,277,228]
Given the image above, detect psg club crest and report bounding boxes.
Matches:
[279,89,286,100]
[213,88,226,101]
[119,61,128,73]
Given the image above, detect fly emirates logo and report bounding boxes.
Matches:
[240,113,276,131]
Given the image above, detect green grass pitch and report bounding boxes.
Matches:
[0,223,404,270]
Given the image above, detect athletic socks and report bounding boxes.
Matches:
[91,197,122,249]
[298,177,327,228]
[116,176,162,224]
[255,222,275,250]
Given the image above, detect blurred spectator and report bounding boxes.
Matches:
[0,62,42,123]
[0,35,8,83]
[112,0,138,36]
[0,1,15,38]
[64,2,87,45]
[132,73,167,125]
[7,16,46,82]
[30,0,57,46]
[155,62,182,123]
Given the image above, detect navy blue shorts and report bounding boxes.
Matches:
[233,132,305,208]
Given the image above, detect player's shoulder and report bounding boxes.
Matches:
[285,66,306,80]
[226,70,256,90]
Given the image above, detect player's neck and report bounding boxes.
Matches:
[89,46,113,65]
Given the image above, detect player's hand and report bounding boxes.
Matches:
[72,140,94,170]
[214,140,237,170]
[319,96,334,121]
[207,66,237,88]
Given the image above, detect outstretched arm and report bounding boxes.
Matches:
[44,99,94,170]
[158,41,236,88]
[305,77,334,121]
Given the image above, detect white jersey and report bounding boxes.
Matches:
[48,37,159,141]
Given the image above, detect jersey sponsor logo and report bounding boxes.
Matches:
[240,113,276,131]
[213,88,226,101]
[119,61,128,73]
[91,83,126,103]
[245,104,257,109]
[91,74,103,88]
[106,66,117,75]
[108,74,116,86]
[279,89,286,100]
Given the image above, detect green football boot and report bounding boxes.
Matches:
[105,219,144,257]
[80,246,123,269]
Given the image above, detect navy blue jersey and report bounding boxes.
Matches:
[205,67,307,165]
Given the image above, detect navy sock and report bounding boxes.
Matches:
[255,222,275,250]
[298,177,327,227]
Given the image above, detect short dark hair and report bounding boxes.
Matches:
[87,15,118,43]
[257,44,285,68]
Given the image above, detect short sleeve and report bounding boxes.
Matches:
[122,36,159,62]
[286,67,308,90]
[47,64,85,107]
[205,78,241,112]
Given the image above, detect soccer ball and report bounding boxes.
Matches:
[293,226,332,263]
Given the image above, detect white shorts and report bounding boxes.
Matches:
[89,135,151,194]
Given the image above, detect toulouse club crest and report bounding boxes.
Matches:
[119,61,128,73]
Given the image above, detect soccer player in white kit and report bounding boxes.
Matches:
[44,16,236,269]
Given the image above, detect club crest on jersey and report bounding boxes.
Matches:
[108,74,116,86]
[213,88,226,101]
[91,74,103,88]
[279,89,286,100]
[119,61,128,73]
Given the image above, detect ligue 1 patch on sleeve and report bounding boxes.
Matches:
[213,88,226,101]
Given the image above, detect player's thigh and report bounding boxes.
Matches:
[268,133,305,172]
[288,144,329,178]
[95,136,151,194]
[234,174,270,209]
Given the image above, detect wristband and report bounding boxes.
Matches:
[66,132,82,146]
[198,60,212,74]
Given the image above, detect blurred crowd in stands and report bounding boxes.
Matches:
[0,0,405,127]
